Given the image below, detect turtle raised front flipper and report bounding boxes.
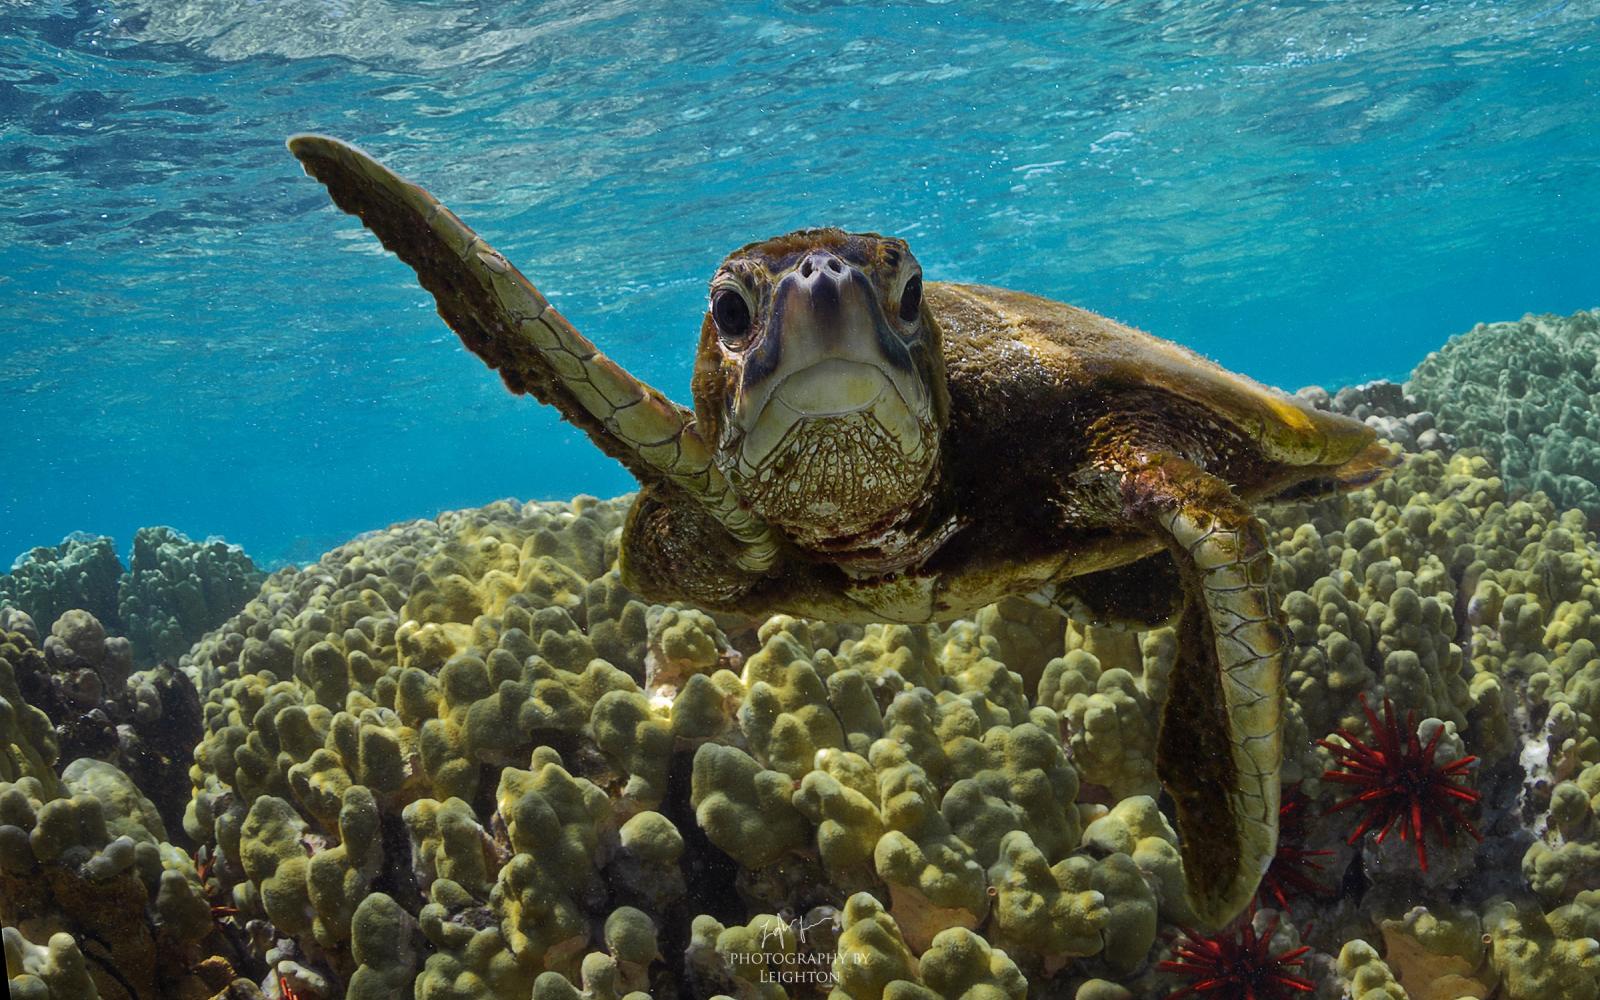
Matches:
[287,134,777,571]
[1113,450,1284,929]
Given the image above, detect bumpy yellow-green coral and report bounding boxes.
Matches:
[3,929,100,1000]
[738,624,848,778]
[685,912,805,999]
[591,688,674,807]
[829,892,921,998]
[611,810,685,912]
[306,783,383,948]
[794,749,886,882]
[1080,796,1191,926]
[983,830,1106,968]
[1338,939,1410,999]
[1038,648,1159,803]
[972,597,1066,696]
[348,891,422,1000]
[494,747,612,976]
[691,742,809,869]
[404,795,495,898]
[915,926,1028,999]
[0,623,227,999]
[1524,762,1600,904]
[241,794,315,937]
[0,624,60,796]
[1374,904,1494,1000]
[104,415,1600,1000]
[1484,897,1600,1000]
[870,739,990,950]
[643,606,726,691]
[172,495,1147,995]
[1255,446,1600,1000]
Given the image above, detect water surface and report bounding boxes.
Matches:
[3,0,1596,563]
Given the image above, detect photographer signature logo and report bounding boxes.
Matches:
[759,911,833,948]
[721,912,865,985]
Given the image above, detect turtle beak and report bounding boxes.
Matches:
[731,250,928,463]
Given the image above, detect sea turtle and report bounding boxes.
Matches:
[288,135,1392,929]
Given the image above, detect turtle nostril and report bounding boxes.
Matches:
[799,252,845,282]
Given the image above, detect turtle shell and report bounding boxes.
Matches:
[928,282,1374,469]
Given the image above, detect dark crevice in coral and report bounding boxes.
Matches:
[12,647,64,720]
[720,617,767,662]
[645,956,682,1000]
[126,665,205,849]
[201,918,268,988]
[469,761,500,825]
[658,747,743,994]
[1450,568,1474,652]
[79,928,140,1000]
[529,726,585,767]
[735,854,846,922]
[1470,756,1540,906]
[56,710,121,764]
[373,806,423,914]
[663,751,744,920]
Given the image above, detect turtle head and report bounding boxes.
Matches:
[692,229,949,548]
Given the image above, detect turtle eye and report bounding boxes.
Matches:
[898,275,923,323]
[712,288,752,344]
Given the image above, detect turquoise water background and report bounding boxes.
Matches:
[3,0,1597,568]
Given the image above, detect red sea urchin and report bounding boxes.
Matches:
[1319,693,1483,871]
[1160,912,1315,999]
[1258,783,1333,909]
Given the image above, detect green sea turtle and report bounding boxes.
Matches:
[288,135,1392,929]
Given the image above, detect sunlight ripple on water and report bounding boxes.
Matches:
[1,0,1597,562]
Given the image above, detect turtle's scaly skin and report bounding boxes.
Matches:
[288,135,1392,929]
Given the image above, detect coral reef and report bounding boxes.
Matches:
[1296,380,1452,455]
[118,526,266,667]
[0,526,264,667]
[0,619,248,999]
[3,605,204,839]
[12,350,1600,996]
[0,534,124,631]
[1408,308,1600,519]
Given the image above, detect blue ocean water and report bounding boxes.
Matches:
[2,0,1596,568]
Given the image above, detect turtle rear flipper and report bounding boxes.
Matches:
[287,134,777,571]
[1116,452,1284,929]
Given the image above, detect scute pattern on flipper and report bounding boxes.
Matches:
[1160,503,1283,926]
[288,135,779,572]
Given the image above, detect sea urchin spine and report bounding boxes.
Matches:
[1319,693,1483,871]
[1159,911,1315,999]
[1259,783,1333,909]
